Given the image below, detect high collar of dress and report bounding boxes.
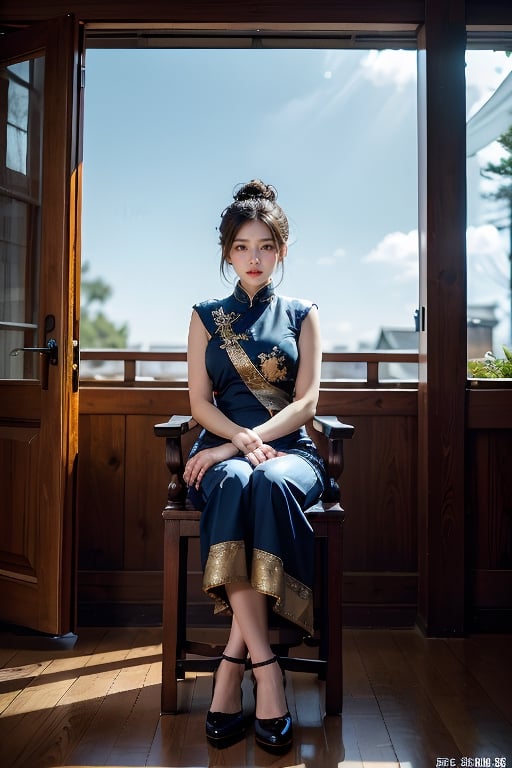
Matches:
[233,280,275,306]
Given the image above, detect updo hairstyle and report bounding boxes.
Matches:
[219,179,289,281]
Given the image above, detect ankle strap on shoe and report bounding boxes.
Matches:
[221,653,247,665]
[251,654,279,669]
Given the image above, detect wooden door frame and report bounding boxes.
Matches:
[0,16,82,635]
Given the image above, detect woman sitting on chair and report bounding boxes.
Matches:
[183,179,327,752]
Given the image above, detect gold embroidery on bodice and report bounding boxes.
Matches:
[211,306,291,414]
[211,307,248,348]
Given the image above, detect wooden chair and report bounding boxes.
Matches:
[154,414,354,715]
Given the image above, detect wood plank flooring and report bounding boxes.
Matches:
[0,626,511,768]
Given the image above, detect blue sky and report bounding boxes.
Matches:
[82,47,512,351]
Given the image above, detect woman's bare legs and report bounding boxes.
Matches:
[209,614,247,713]
[224,582,288,719]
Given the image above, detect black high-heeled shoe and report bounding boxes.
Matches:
[206,653,247,748]
[252,655,293,752]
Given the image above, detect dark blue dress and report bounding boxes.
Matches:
[189,280,327,633]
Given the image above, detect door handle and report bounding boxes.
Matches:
[11,337,59,365]
[10,338,58,389]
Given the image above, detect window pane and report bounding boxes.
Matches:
[6,64,30,174]
[466,49,512,370]
[0,56,44,381]
[82,47,418,377]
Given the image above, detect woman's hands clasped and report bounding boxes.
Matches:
[184,428,286,490]
[231,427,285,466]
[230,427,264,456]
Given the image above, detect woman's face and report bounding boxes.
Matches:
[227,219,286,297]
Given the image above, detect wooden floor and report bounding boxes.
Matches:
[0,626,511,768]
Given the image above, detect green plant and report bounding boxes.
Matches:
[468,346,512,378]
[81,262,129,348]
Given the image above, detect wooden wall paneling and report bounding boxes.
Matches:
[77,569,165,625]
[77,570,164,604]
[342,573,418,627]
[472,432,512,571]
[467,389,512,429]
[78,412,174,624]
[341,415,417,573]
[77,413,126,570]
[77,387,418,425]
[467,429,512,630]
[78,386,417,419]
[318,388,418,417]
[416,0,467,636]
[483,432,512,571]
[468,432,491,571]
[78,386,191,415]
[323,408,419,626]
[466,429,486,629]
[124,414,170,570]
[473,572,512,612]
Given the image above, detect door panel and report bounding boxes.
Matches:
[0,17,81,635]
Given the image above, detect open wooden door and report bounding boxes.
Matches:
[0,17,82,635]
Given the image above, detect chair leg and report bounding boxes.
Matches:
[161,517,181,714]
[324,516,344,715]
[176,535,189,662]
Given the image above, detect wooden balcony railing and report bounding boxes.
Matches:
[79,349,420,388]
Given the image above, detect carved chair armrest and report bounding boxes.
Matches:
[154,414,197,438]
[311,416,354,504]
[312,415,355,440]
[154,415,199,509]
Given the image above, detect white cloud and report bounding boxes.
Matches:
[363,230,418,281]
[465,50,512,118]
[317,256,336,266]
[336,320,353,335]
[467,224,509,289]
[477,140,508,167]
[317,247,346,266]
[360,50,417,90]
[467,223,507,259]
[316,248,347,267]
[466,225,510,338]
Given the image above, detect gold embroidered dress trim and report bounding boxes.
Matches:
[203,541,314,635]
[203,540,248,590]
[211,306,291,414]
